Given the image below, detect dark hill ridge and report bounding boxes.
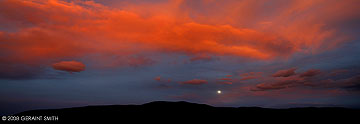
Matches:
[13,101,359,122]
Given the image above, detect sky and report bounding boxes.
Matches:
[1,0,360,115]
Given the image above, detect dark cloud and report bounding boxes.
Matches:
[330,69,349,76]
[52,61,85,73]
[0,63,42,80]
[252,68,360,91]
[273,103,342,108]
[300,69,321,77]
[302,75,360,89]
[340,75,360,91]
[272,68,297,77]
[251,76,304,91]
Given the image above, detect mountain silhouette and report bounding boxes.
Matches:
[13,101,359,122]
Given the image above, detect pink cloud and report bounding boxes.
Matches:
[217,82,233,85]
[226,75,232,77]
[216,76,234,85]
[239,72,262,81]
[272,68,297,77]
[217,78,232,81]
[179,79,208,85]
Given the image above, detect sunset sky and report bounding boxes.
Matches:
[1,0,360,115]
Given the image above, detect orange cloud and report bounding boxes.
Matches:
[52,61,85,73]
[0,0,357,69]
[154,76,161,81]
[179,79,208,85]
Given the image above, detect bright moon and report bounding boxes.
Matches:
[217,90,222,94]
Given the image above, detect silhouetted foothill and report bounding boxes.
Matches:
[13,101,359,122]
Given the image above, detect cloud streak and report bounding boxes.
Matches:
[272,68,297,77]
[52,61,85,73]
[179,79,208,85]
[251,68,360,91]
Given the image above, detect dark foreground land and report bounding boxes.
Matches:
[10,101,360,122]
